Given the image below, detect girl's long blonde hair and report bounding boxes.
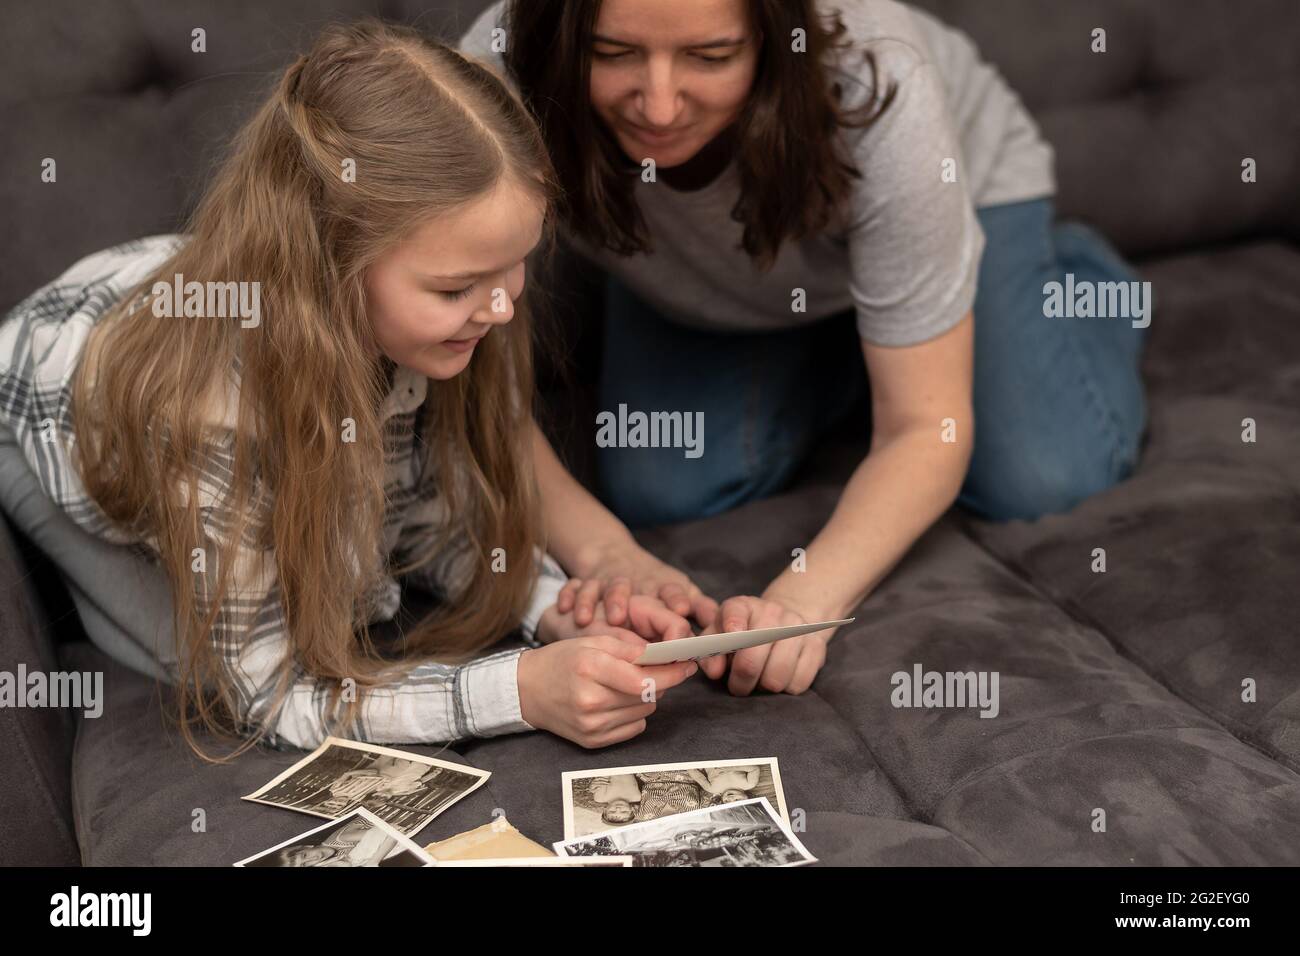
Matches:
[70,19,558,759]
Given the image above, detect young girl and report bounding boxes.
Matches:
[0,20,699,757]
[458,0,1150,694]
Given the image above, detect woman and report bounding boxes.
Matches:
[459,0,1148,694]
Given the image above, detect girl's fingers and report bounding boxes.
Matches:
[587,718,648,748]
[575,578,604,626]
[655,608,693,642]
[632,599,691,642]
[592,701,658,734]
[557,578,583,613]
[602,577,633,626]
[691,592,720,629]
[588,640,696,697]
[657,582,693,617]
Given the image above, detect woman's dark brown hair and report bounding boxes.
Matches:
[503,0,897,268]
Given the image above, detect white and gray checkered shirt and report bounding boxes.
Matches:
[0,235,566,749]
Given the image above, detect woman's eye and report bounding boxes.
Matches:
[438,283,476,301]
[693,52,735,65]
[592,48,631,60]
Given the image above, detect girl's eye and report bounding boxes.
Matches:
[693,52,735,65]
[438,283,476,302]
[592,49,631,60]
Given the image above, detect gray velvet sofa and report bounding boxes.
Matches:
[2,0,1298,866]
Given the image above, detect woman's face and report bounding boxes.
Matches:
[365,177,544,381]
[588,0,758,169]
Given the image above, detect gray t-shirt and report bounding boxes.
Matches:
[460,0,1055,346]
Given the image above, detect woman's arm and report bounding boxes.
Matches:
[703,313,974,695]
[765,311,974,621]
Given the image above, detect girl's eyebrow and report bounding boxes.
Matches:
[422,269,483,282]
[592,33,748,50]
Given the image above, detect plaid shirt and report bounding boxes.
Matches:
[0,235,566,749]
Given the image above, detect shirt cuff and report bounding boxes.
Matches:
[456,648,536,736]
[518,549,567,648]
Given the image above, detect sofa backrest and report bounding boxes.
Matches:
[2,0,1298,316]
[910,0,1300,257]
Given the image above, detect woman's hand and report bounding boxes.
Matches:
[516,634,699,749]
[562,541,718,629]
[695,595,838,696]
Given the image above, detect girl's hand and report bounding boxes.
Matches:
[695,595,836,697]
[538,596,693,645]
[562,542,719,629]
[516,634,699,749]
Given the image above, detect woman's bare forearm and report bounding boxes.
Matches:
[764,424,971,622]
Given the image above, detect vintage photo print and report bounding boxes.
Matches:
[562,757,788,839]
[555,797,816,867]
[243,736,489,836]
[234,808,435,867]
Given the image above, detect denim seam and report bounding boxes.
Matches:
[1060,315,1133,484]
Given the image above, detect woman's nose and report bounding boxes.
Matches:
[638,59,681,127]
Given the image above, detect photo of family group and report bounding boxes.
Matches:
[243,737,489,836]
[555,798,815,867]
[562,758,789,839]
[236,809,434,867]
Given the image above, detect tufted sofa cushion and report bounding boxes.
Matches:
[911,0,1300,256]
[3,1,1300,315]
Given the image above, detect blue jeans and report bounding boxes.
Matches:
[595,197,1149,527]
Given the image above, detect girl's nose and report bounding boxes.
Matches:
[482,286,515,323]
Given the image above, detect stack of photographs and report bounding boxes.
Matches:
[556,759,816,867]
[234,740,816,867]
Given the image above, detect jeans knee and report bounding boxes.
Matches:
[962,432,1138,522]
[596,450,729,528]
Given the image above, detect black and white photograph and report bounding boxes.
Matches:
[555,797,816,867]
[242,737,490,836]
[234,808,435,867]
[562,758,788,839]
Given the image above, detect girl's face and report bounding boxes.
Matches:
[365,177,544,381]
[588,0,758,169]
